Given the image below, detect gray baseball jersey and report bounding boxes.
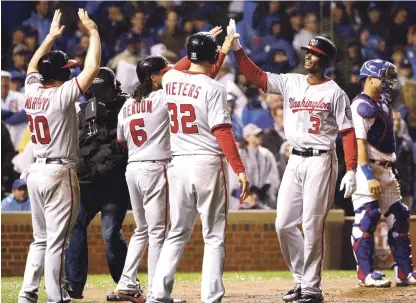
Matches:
[162,69,232,156]
[266,73,353,150]
[117,90,171,162]
[23,73,82,162]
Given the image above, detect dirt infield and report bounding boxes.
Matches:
[83,278,415,303]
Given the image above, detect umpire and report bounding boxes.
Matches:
[64,67,136,301]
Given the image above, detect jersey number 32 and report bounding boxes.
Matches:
[167,103,199,134]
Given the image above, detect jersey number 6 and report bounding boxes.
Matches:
[167,103,199,134]
[129,118,148,147]
[27,114,51,144]
[308,116,321,134]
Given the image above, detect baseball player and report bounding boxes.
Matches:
[350,59,416,287]
[18,9,101,303]
[114,55,171,303]
[147,31,249,303]
[229,21,358,303]
[115,29,238,303]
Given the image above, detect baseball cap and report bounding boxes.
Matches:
[1,70,11,78]
[13,44,29,56]
[10,70,25,81]
[243,123,263,138]
[367,2,380,12]
[12,179,27,190]
[23,26,38,37]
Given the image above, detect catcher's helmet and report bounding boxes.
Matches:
[187,32,219,64]
[301,36,337,62]
[85,67,117,101]
[136,55,170,84]
[37,50,77,82]
[359,59,398,83]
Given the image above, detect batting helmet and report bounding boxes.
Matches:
[301,36,337,62]
[136,55,170,84]
[37,50,77,83]
[85,67,117,101]
[187,32,219,64]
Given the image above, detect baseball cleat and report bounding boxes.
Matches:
[171,299,186,303]
[396,272,416,287]
[359,272,391,288]
[294,293,324,303]
[282,284,301,302]
[113,290,146,303]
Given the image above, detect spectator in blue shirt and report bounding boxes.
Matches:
[1,179,30,212]
[406,27,416,80]
[116,10,154,55]
[255,94,283,130]
[22,1,51,44]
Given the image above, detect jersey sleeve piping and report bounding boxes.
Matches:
[339,127,353,134]
[25,72,39,80]
[75,77,83,95]
[211,123,233,133]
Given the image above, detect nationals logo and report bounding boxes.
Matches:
[310,38,319,46]
[289,97,331,114]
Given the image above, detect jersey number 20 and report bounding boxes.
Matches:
[129,118,148,147]
[167,103,199,134]
[27,114,51,144]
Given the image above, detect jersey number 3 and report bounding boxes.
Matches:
[308,116,321,134]
[168,103,199,134]
[129,118,148,147]
[27,115,51,144]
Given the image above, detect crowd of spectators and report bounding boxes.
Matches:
[1,1,416,214]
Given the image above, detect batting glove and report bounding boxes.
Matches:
[227,19,242,51]
[340,170,357,198]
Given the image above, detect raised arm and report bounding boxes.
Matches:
[76,9,101,93]
[173,26,230,79]
[27,10,65,75]
[227,19,268,91]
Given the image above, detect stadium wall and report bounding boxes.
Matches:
[2,211,416,277]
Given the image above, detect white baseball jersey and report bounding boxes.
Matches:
[266,73,353,150]
[351,98,396,162]
[162,69,231,156]
[23,73,82,162]
[117,90,171,162]
[2,90,28,149]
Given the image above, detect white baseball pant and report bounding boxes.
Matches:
[117,161,169,292]
[275,151,338,295]
[148,155,229,303]
[352,163,401,213]
[19,160,80,303]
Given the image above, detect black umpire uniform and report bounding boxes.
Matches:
[64,68,133,301]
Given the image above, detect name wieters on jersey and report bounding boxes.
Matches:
[162,69,232,156]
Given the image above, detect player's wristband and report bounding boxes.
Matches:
[361,163,375,180]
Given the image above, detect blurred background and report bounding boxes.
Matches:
[1,1,416,215]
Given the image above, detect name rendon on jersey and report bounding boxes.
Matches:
[123,100,153,119]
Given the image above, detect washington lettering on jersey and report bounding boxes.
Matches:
[266,73,352,151]
[165,82,202,99]
[122,99,152,119]
[289,97,331,114]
